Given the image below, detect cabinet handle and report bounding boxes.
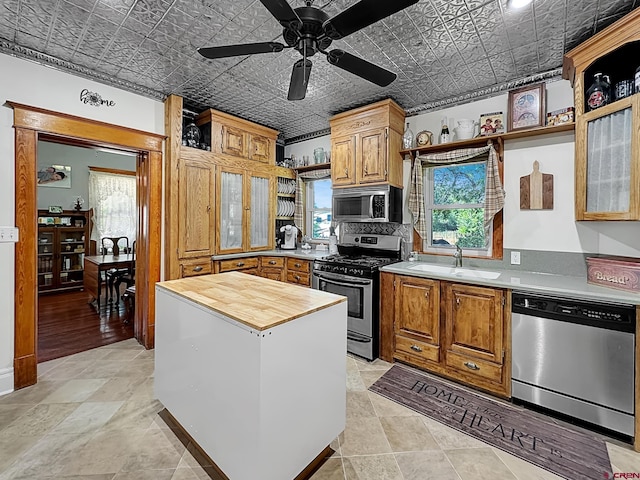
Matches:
[294,263,301,267]
[206,205,211,212]
[464,361,480,371]
[345,168,348,176]
[193,266,203,272]
[364,165,368,175]
[456,297,460,307]
[220,127,224,151]
[268,260,276,265]
[410,344,422,352]
[236,262,245,267]
[295,275,300,281]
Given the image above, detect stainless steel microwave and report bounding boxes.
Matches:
[333,185,402,223]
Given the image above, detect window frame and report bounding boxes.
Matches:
[304,177,333,242]
[418,155,503,260]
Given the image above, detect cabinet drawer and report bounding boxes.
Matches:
[261,257,285,268]
[218,257,259,272]
[180,260,212,278]
[395,335,440,363]
[445,351,503,384]
[286,258,310,273]
[287,271,310,286]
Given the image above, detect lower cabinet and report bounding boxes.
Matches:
[259,256,285,281]
[213,255,311,285]
[286,258,311,287]
[216,257,260,275]
[180,259,213,278]
[384,273,510,398]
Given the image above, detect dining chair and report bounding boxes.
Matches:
[113,240,136,305]
[101,236,130,303]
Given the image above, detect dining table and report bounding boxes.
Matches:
[83,253,135,311]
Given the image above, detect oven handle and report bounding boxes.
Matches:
[314,272,372,286]
[347,331,371,343]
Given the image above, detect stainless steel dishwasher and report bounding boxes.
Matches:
[511,291,635,437]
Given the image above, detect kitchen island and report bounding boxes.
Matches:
[154,272,347,480]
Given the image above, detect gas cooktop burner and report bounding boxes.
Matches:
[320,254,398,268]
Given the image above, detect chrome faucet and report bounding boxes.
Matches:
[453,245,463,267]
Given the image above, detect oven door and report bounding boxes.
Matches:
[312,270,373,337]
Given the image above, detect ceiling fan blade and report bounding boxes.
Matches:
[288,59,312,101]
[259,0,302,30]
[198,42,284,59]
[323,0,419,39]
[326,50,396,87]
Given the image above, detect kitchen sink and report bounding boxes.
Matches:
[408,263,501,280]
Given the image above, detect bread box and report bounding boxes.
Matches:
[586,255,640,293]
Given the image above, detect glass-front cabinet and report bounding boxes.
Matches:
[216,167,273,254]
[563,11,640,220]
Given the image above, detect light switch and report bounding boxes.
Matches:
[510,251,521,265]
[0,227,19,243]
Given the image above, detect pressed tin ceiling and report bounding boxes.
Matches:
[0,0,638,143]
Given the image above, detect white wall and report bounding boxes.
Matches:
[285,79,640,257]
[0,53,164,395]
[284,136,331,164]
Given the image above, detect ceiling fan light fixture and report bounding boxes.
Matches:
[507,0,533,9]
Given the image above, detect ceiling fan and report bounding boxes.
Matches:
[197,0,420,100]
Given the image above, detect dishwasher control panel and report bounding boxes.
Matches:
[512,292,635,333]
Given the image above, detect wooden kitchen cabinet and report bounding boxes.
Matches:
[329,99,405,189]
[381,272,510,397]
[260,256,285,281]
[286,258,311,287]
[216,166,274,255]
[216,257,260,274]
[563,9,640,221]
[393,275,441,365]
[197,108,278,164]
[443,282,507,394]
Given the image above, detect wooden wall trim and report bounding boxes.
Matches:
[6,101,165,152]
[9,103,163,389]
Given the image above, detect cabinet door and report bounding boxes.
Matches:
[220,124,247,157]
[178,158,215,258]
[394,275,440,364]
[357,127,387,184]
[331,135,356,186]
[248,172,273,250]
[576,98,639,220]
[444,283,504,367]
[249,134,271,163]
[217,167,245,253]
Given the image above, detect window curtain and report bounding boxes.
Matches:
[408,143,504,244]
[88,170,136,246]
[294,168,331,235]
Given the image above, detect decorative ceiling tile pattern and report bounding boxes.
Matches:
[0,0,638,142]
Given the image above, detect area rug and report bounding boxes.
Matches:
[369,364,613,480]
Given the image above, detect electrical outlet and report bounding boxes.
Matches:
[510,251,521,265]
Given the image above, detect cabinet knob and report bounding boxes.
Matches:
[295,275,300,281]
[456,297,460,306]
[464,361,480,371]
[237,262,245,267]
[294,263,301,267]
[345,168,348,176]
[269,260,276,265]
[364,165,368,175]
[193,266,203,272]
[410,344,422,352]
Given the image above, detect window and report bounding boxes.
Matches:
[306,178,332,240]
[424,160,491,256]
[88,169,136,247]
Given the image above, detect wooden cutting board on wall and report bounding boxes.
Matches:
[520,160,553,209]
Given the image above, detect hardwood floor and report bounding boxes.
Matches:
[37,288,134,363]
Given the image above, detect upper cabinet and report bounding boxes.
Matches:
[563,9,640,221]
[196,109,278,164]
[329,99,405,189]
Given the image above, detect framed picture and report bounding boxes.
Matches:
[479,112,504,136]
[48,206,63,214]
[507,83,546,131]
[37,164,71,188]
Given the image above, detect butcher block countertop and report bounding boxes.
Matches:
[155,272,346,331]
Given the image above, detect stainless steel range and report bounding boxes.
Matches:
[312,233,402,361]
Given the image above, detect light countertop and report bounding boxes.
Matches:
[382,261,640,305]
[211,248,330,261]
[155,272,346,330]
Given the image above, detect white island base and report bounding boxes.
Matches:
[154,273,347,480]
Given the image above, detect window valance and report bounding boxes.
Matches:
[408,143,505,244]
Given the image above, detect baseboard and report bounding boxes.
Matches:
[0,367,14,396]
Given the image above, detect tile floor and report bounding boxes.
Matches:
[0,339,639,480]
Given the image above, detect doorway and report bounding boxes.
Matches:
[10,101,163,389]
[36,140,138,362]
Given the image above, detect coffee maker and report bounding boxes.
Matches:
[280,225,298,250]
